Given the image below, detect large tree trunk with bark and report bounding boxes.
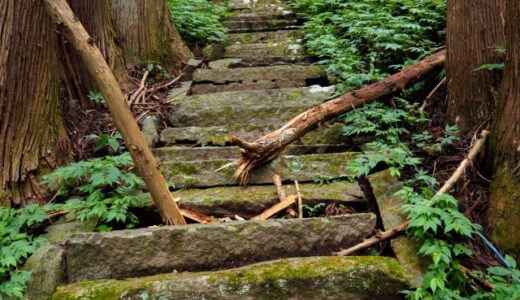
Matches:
[488,0,520,260]
[0,0,71,206]
[446,0,505,132]
[232,50,446,183]
[44,0,186,225]
[58,0,128,106]
[109,0,192,73]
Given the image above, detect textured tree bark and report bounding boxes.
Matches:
[44,0,186,225]
[232,50,446,183]
[0,0,71,206]
[57,0,128,106]
[488,0,520,260]
[446,0,505,132]
[109,0,192,72]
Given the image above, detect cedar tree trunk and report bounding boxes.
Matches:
[109,0,192,72]
[0,0,70,206]
[446,0,505,132]
[488,0,520,260]
[58,0,128,106]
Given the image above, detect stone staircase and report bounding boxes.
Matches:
[27,1,416,299]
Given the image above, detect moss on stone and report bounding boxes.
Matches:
[52,256,410,300]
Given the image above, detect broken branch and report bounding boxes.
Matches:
[232,49,446,184]
[251,195,297,221]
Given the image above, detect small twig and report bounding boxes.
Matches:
[335,130,490,256]
[295,180,303,219]
[128,71,149,106]
[420,77,446,112]
[47,210,67,219]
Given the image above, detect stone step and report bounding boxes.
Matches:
[226,29,303,45]
[154,144,349,161]
[160,122,345,147]
[161,152,357,188]
[224,41,309,64]
[169,86,333,127]
[228,0,291,11]
[369,171,429,288]
[61,214,375,282]
[53,256,410,300]
[174,181,366,218]
[224,18,298,33]
[191,65,325,95]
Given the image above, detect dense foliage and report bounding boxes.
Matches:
[0,205,48,298]
[291,0,446,93]
[168,0,228,44]
[343,99,520,299]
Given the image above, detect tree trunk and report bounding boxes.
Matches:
[488,0,520,260]
[109,0,192,73]
[0,0,71,206]
[44,0,186,226]
[57,0,128,106]
[232,50,446,183]
[446,0,505,132]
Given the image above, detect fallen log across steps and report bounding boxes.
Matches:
[231,49,447,184]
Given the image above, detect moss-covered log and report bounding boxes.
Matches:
[0,0,71,206]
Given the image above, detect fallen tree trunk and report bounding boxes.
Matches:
[232,50,446,183]
[44,0,186,225]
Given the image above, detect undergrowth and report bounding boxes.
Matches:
[342,98,520,299]
[168,0,228,44]
[0,134,148,298]
[291,0,446,93]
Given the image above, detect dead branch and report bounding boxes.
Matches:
[180,208,213,224]
[232,50,446,184]
[335,129,489,256]
[251,195,297,221]
[273,174,286,202]
[129,71,149,106]
[420,77,446,112]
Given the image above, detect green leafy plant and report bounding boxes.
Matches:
[291,0,446,93]
[341,97,519,298]
[41,152,148,229]
[168,0,228,44]
[87,90,105,105]
[302,202,326,217]
[141,60,170,79]
[85,132,123,154]
[0,205,48,299]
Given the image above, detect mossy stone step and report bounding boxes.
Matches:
[228,0,291,11]
[161,152,357,188]
[61,214,376,283]
[160,122,345,147]
[224,18,298,33]
[173,181,365,218]
[369,171,430,288]
[226,29,303,45]
[169,86,333,127]
[154,144,349,161]
[191,65,325,94]
[52,256,410,300]
[224,41,308,64]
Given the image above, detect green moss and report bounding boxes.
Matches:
[53,256,410,299]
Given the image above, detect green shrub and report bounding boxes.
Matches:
[0,205,48,299]
[168,0,228,44]
[291,0,446,93]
